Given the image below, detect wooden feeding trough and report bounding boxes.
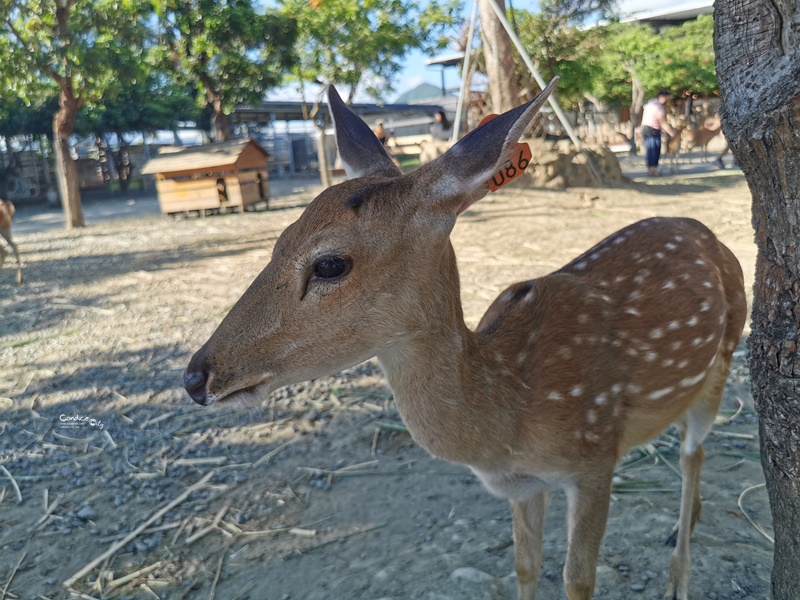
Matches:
[141,138,269,215]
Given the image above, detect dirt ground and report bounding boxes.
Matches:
[1,172,773,600]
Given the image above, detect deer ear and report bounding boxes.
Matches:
[415,77,558,214]
[327,85,402,179]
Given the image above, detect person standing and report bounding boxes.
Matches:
[641,90,677,176]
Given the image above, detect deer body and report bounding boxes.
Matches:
[683,125,722,161]
[185,80,747,600]
[0,199,23,284]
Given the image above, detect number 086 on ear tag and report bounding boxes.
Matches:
[477,113,533,192]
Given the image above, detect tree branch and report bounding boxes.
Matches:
[3,17,65,87]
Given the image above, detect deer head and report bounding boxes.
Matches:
[184,79,558,406]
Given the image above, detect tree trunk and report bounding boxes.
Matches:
[200,75,232,142]
[210,100,232,142]
[715,2,800,598]
[478,0,520,113]
[626,67,644,155]
[53,88,83,229]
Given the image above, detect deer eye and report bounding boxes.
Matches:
[312,256,352,280]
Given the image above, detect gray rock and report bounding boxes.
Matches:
[450,567,495,583]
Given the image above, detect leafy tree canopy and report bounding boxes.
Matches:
[151,0,298,112]
[280,0,461,102]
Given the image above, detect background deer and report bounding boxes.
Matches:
[666,125,685,173]
[184,79,747,600]
[0,199,23,284]
[683,118,723,162]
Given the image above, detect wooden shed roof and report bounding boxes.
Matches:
[140,138,267,175]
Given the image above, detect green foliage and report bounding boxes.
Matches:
[281,0,461,100]
[515,10,605,106]
[76,71,201,136]
[512,9,718,109]
[151,0,298,112]
[0,0,149,105]
[588,17,718,106]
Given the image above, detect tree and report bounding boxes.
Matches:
[152,0,297,142]
[715,2,800,598]
[1,0,147,229]
[281,0,459,102]
[77,68,200,192]
[478,0,520,113]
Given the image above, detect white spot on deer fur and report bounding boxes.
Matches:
[700,300,711,312]
[524,290,535,303]
[678,359,689,369]
[516,353,527,366]
[613,237,625,245]
[501,291,514,302]
[626,383,642,394]
[671,341,683,351]
[547,391,563,401]
[674,235,683,242]
[612,339,622,347]
[612,405,621,418]
[594,393,608,405]
[625,308,641,316]
[655,252,665,259]
[703,280,713,288]
[650,328,664,339]
[570,385,583,397]
[601,294,612,303]
[626,348,638,357]
[614,275,626,283]
[586,410,597,424]
[584,432,601,443]
[558,347,572,359]
[662,280,675,290]
[701,233,709,239]
[575,261,587,270]
[705,333,716,344]
[680,371,707,387]
[692,337,703,346]
[644,351,658,362]
[528,332,537,345]
[611,383,623,394]
[718,314,726,325]
[578,314,589,324]
[665,242,677,250]
[687,315,699,326]
[648,387,674,400]
[629,290,641,301]
[695,258,706,266]
[599,280,609,287]
[662,358,675,367]
[590,252,600,260]
[668,320,680,331]
[494,352,504,363]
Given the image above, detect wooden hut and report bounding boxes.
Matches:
[141,139,269,215]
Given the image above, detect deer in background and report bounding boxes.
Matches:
[0,199,23,284]
[666,126,686,173]
[184,79,747,600]
[683,117,723,162]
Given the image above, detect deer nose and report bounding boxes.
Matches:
[184,360,211,406]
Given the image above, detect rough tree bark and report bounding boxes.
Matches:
[714,2,800,598]
[478,0,520,113]
[53,86,84,229]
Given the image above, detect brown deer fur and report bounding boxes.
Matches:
[184,81,746,600]
[0,199,23,284]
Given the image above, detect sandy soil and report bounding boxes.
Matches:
[0,172,773,600]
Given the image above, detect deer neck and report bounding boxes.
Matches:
[376,241,517,467]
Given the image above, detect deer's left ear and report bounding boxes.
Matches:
[328,85,402,179]
[412,77,558,214]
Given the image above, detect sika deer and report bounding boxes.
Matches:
[185,78,747,600]
[683,121,723,162]
[0,199,23,284]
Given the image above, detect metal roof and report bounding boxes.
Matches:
[140,138,266,175]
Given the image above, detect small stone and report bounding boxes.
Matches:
[644,570,658,581]
[630,582,645,592]
[450,567,495,583]
[46,577,57,586]
[76,506,97,520]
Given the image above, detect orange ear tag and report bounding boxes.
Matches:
[477,113,533,192]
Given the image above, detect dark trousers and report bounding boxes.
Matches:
[644,133,662,168]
